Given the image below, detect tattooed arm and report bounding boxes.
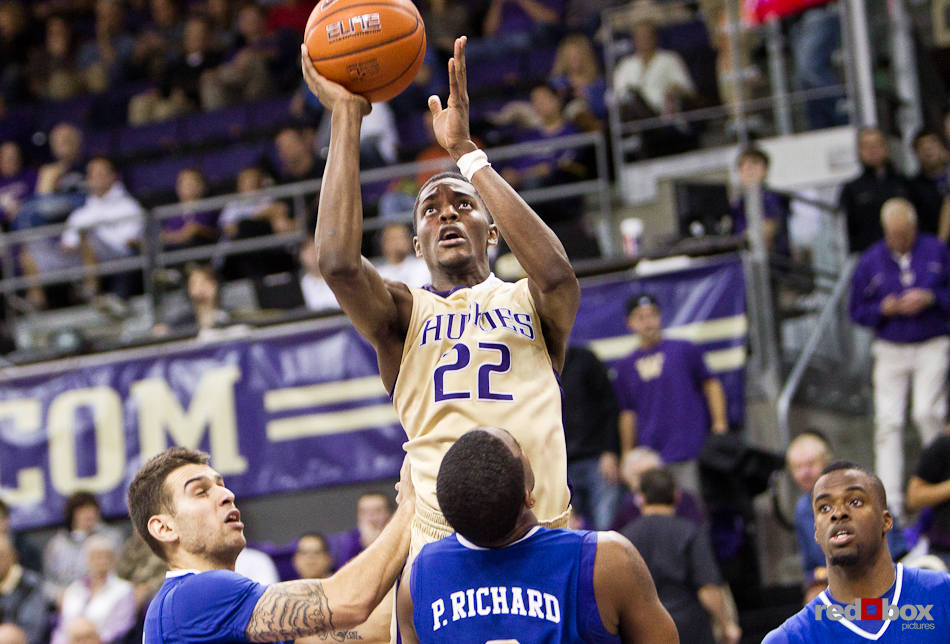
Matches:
[245,459,415,642]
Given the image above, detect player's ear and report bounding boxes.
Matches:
[487,223,499,247]
[413,234,422,258]
[882,508,893,534]
[148,513,179,546]
[524,489,535,510]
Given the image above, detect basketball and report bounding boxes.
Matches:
[304,0,427,104]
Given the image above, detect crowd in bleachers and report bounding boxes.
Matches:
[0,0,870,331]
[2,0,667,320]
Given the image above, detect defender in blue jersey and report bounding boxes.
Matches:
[126,447,415,644]
[764,460,950,643]
[395,427,678,643]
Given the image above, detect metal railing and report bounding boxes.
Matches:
[776,255,858,446]
[0,131,613,349]
[600,0,892,192]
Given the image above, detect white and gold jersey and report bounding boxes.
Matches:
[392,274,571,543]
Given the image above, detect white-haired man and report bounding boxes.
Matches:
[849,197,950,515]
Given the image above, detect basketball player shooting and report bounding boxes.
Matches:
[300,35,579,555]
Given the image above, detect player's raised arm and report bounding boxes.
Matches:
[428,36,580,370]
[246,458,415,642]
[300,47,407,355]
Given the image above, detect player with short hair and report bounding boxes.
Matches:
[301,35,578,556]
[128,446,414,643]
[395,427,678,643]
[763,461,950,643]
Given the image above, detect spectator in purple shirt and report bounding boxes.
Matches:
[499,84,599,259]
[160,168,218,251]
[332,492,393,568]
[614,293,729,495]
[849,197,950,516]
[730,147,790,258]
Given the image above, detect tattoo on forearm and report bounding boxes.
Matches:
[246,581,351,642]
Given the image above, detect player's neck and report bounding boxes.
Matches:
[429,263,491,292]
[483,511,539,549]
[168,549,238,574]
[826,547,895,605]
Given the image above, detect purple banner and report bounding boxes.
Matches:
[0,256,746,530]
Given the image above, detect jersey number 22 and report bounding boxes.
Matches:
[434,342,513,402]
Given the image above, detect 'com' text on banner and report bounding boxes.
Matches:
[0,256,746,529]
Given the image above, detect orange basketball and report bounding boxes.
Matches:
[304,0,427,104]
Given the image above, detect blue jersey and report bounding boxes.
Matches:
[763,564,950,643]
[144,569,287,644]
[410,526,620,644]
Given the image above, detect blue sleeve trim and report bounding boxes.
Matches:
[578,532,617,642]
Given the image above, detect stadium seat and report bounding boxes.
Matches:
[37,95,94,132]
[181,105,249,146]
[199,142,271,188]
[116,119,182,158]
[247,94,296,134]
[84,129,115,158]
[0,105,34,143]
[126,155,198,198]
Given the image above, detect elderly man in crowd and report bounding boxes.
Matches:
[849,197,950,516]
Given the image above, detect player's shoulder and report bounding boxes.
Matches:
[902,564,950,594]
[416,533,465,563]
[761,602,819,644]
[592,530,640,569]
[486,275,530,296]
[383,276,413,305]
[170,569,255,598]
[519,526,591,549]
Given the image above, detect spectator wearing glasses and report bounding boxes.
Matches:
[849,197,950,517]
[291,533,334,579]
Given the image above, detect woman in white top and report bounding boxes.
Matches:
[51,535,135,644]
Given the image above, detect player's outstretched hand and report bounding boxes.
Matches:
[428,36,477,161]
[395,455,415,507]
[300,44,370,116]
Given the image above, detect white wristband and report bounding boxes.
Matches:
[456,149,490,181]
